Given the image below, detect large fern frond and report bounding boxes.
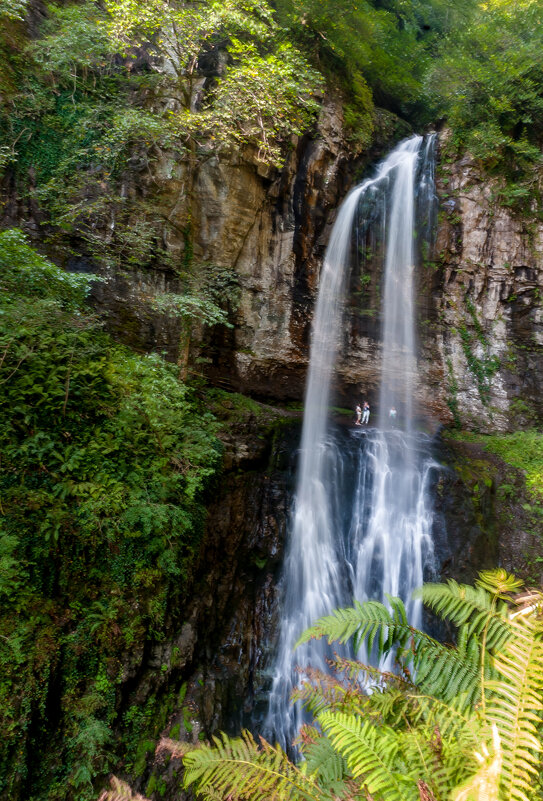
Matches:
[182,730,329,801]
[485,610,543,801]
[297,598,482,709]
[317,711,420,801]
[418,578,512,652]
[297,598,410,653]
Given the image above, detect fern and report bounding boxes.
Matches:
[291,666,362,718]
[183,730,329,801]
[418,580,512,653]
[318,711,419,801]
[302,735,349,796]
[486,610,543,801]
[297,596,482,709]
[181,572,543,801]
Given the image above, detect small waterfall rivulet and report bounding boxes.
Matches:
[264,134,440,750]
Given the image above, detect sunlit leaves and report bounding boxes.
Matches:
[0,0,27,20]
[426,0,543,186]
[104,0,322,164]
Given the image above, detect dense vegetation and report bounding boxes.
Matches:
[1,0,542,257]
[0,1,542,800]
[0,229,223,798]
[149,570,543,801]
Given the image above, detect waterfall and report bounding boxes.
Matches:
[265,134,439,751]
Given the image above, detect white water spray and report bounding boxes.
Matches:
[265,134,439,750]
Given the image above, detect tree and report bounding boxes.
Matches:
[104,0,322,166]
[425,0,543,203]
[175,569,543,801]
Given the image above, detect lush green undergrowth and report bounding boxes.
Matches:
[446,429,543,500]
[171,570,543,801]
[0,229,223,799]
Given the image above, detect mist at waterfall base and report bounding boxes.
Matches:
[263,134,442,752]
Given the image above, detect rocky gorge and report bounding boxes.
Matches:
[71,107,541,796]
[36,107,540,435]
[2,51,543,801]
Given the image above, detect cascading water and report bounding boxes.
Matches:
[265,134,439,750]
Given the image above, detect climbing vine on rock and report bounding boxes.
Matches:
[458,298,500,407]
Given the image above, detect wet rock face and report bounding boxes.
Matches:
[419,142,543,432]
[124,413,298,799]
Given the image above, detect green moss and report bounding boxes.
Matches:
[207,388,264,420]
[481,431,543,500]
[168,723,181,740]
[446,428,543,509]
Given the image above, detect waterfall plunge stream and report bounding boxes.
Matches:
[264,134,439,750]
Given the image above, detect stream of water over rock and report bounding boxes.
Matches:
[264,134,440,751]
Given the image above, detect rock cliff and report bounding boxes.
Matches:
[6,83,540,433]
[87,126,542,433]
[427,143,543,431]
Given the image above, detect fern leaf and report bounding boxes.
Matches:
[303,735,349,795]
[412,636,482,710]
[486,613,543,801]
[298,598,483,710]
[317,711,419,801]
[418,580,511,652]
[182,730,329,801]
[297,599,407,654]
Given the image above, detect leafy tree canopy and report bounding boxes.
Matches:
[426,0,543,202]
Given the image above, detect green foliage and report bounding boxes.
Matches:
[275,0,476,138]
[0,0,27,21]
[0,231,222,798]
[0,227,96,305]
[105,0,322,166]
[182,570,543,801]
[183,730,329,801]
[480,431,543,500]
[426,0,543,201]
[446,429,543,503]
[457,299,500,406]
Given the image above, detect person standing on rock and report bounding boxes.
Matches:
[355,404,362,425]
[362,401,370,425]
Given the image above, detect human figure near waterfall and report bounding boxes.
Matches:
[362,401,370,424]
[355,404,362,425]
